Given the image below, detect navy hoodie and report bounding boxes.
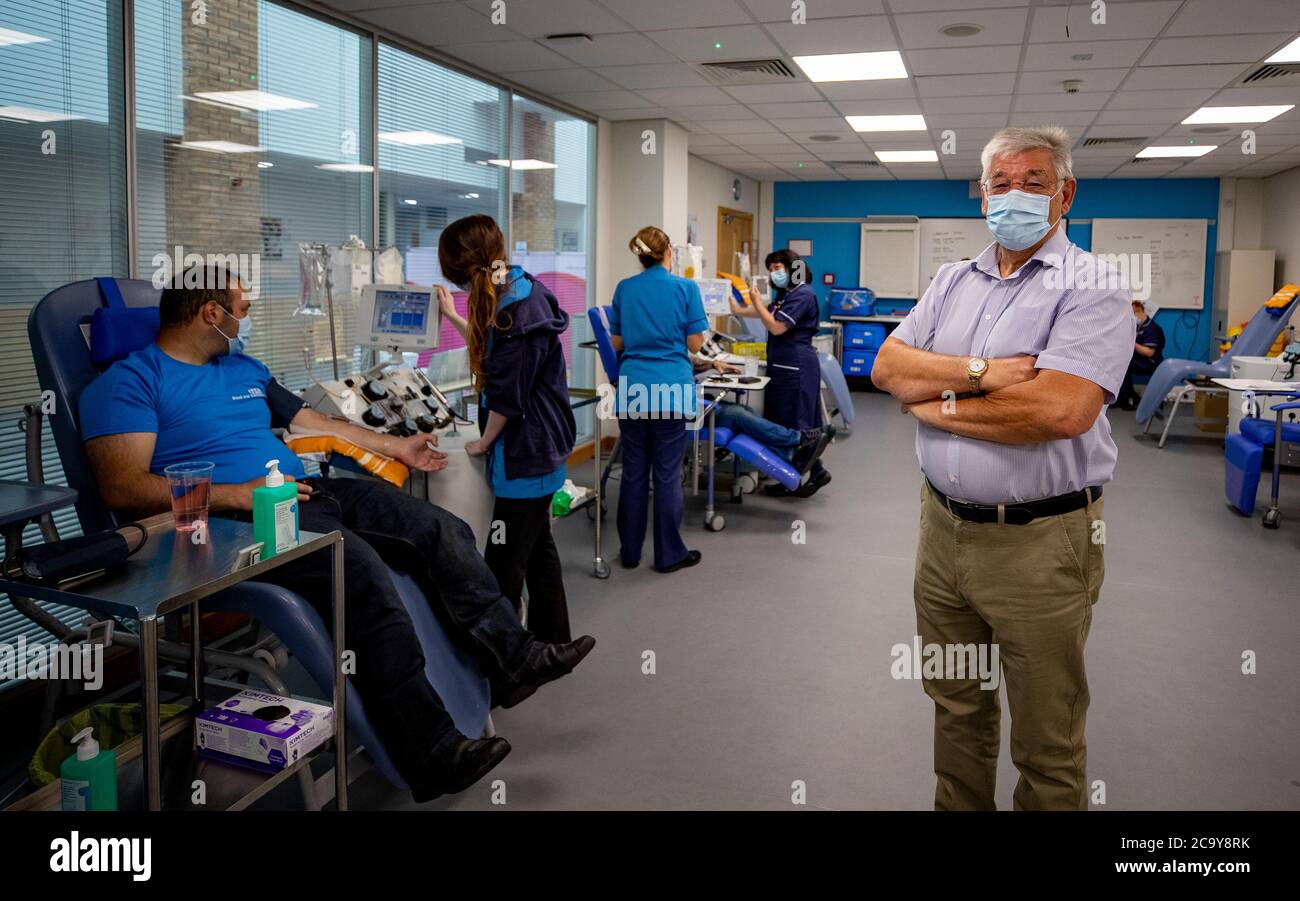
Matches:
[480,270,577,481]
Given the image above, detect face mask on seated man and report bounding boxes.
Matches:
[78,265,596,802]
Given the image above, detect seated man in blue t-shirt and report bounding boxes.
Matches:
[79,266,595,803]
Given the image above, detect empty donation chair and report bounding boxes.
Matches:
[26,277,490,796]
[1224,394,1300,527]
[1136,290,1299,446]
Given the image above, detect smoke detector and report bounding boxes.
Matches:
[1062,79,1083,94]
[808,134,841,142]
[940,23,984,38]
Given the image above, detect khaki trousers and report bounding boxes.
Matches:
[913,482,1104,810]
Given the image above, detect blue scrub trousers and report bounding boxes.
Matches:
[617,416,690,570]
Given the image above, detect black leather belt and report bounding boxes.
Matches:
[927,480,1101,525]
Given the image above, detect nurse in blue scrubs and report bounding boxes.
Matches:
[609,226,708,573]
[728,249,831,497]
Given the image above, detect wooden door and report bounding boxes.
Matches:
[717,207,754,278]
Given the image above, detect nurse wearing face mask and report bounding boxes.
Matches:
[728,249,830,498]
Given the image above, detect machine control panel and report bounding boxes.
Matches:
[302,365,464,437]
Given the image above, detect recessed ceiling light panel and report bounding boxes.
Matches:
[1135,145,1217,158]
[845,114,927,132]
[1182,105,1294,124]
[792,51,907,83]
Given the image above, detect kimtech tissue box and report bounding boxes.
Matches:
[195,690,334,774]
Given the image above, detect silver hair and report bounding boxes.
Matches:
[980,126,1074,184]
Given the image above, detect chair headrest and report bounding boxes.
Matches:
[89,277,160,366]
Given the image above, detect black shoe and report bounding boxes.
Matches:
[656,549,702,574]
[413,736,511,802]
[497,635,597,709]
[620,558,639,569]
[791,426,834,474]
[793,468,832,498]
[763,482,792,497]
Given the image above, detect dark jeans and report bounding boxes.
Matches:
[484,495,572,644]
[711,402,801,458]
[247,476,534,797]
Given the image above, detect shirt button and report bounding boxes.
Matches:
[984,314,991,320]
[949,475,957,483]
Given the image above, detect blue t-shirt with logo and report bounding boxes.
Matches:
[79,344,305,485]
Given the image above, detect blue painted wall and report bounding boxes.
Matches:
[773,178,1220,361]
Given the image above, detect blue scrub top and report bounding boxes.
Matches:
[482,266,567,499]
[609,266,708,417]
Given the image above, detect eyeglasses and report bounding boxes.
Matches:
[981,177,1061,196]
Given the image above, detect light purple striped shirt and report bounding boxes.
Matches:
[891,228,1136,504]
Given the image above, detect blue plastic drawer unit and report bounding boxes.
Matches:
[843,322,888,351]
[843,350,877,379]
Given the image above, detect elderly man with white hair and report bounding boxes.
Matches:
[873,126,1135,811]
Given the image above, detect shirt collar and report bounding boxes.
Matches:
[973,225,1070,280]
[639,264,669,279]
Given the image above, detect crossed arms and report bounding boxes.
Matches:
[871,338,1105,445]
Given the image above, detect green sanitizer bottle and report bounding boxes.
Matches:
[252,459,299,559]
[60,726,117,811]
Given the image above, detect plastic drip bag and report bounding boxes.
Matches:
[297,244,328,317]
[375,247,405,285]
[331,236,372,301]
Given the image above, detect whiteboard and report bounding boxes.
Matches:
[919,218,991,291]
[859,220,920,299]
[1090,218,1207,310]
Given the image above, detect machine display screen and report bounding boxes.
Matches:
[371,289,431,336]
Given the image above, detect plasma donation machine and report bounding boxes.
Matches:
[299,284,494,549]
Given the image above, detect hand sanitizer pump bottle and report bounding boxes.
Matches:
[253,459,300,558]
[60,726,118,811]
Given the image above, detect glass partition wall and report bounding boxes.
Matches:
[0,0,597,688]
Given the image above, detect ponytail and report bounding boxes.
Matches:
[438,215,509,392]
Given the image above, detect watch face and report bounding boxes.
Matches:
[969,358,987,374]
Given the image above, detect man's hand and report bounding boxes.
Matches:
[711,359,740,374]
[464,438,490,457]
[393,433,449,471]
[220,474,313,513]
[983,355,1039,392]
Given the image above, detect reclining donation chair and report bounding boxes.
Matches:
[1136,292,1299,446]
[24,277,490,798]
[586,305,801,531]
[1224,393,1300,527]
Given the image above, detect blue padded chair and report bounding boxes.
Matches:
[585,305,800,494]
[27,277,490,792]
[818,352,856,429]
[1224,397,1300,519]
[1136,294,1300,429]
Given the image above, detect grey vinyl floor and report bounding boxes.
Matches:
[353,392,1300,811]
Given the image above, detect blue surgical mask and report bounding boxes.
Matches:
[770,268,789,289]
[215,307,252,355]
[985,188,1061,251]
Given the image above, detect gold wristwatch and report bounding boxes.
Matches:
[967,357,988,393]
